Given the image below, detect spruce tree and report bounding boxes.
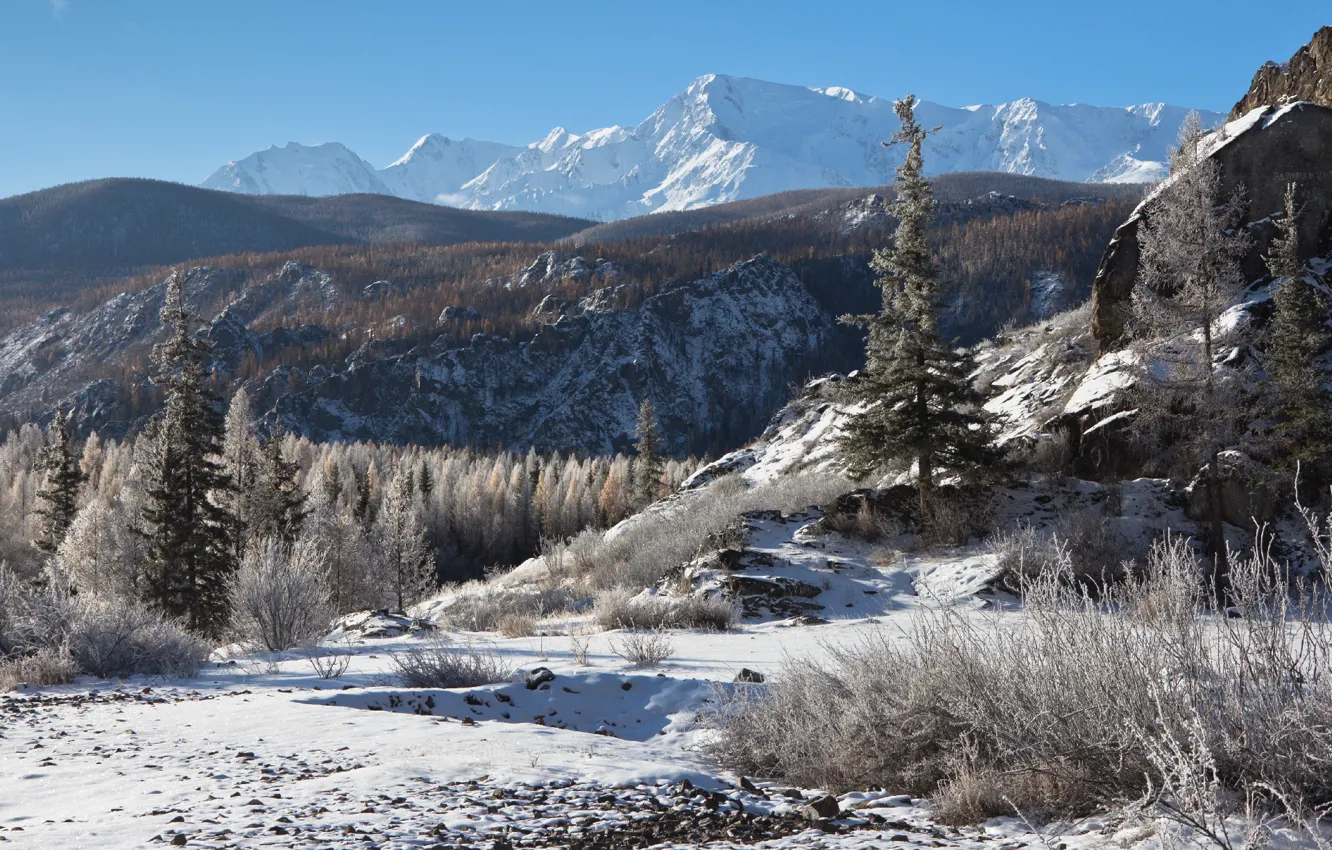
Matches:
[634,398,664,507]
[837,93,999,516]
[32,411,85,556]
[139,269,236,637]
[1264,182,1331,474]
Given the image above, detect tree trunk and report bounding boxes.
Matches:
[1206,450,1229,602]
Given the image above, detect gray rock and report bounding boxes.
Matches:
[801,794,841,821]
[1090,102,1332,350]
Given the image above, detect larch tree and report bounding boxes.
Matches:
[836,93,999,518]
[221,387,260,559]
[1131,111,1251,592]
[1263,182,1331,477]
[633,398,664,507]
[252,419,307,545]
[138,269,237,637]
[32,411,85,557]
[372,465,432,612]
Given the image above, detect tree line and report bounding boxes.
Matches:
[1,275,695,637]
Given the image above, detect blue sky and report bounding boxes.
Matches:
[1,0,1326,198]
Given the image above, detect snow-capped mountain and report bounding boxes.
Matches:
[202,74,1223,220]
[201,141,390,196]
[378,134,523,203]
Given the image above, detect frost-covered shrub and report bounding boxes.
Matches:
[593,589,737,631]
[992,509,1130,590]
[709,535,1332,822]
[230,537,335,652]
[389,640,511,688]
[612,630,674,668]
[66,598,209,678]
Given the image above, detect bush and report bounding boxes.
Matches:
[0,647,78,690]
[230,537,335,652]
[612,631,674,668]
[992,508,1131,591]
[708,533,1332,823]
[389,639,512,688]
[593,589,738,631]
[66,598,209,678]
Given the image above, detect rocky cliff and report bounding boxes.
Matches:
[271,255,832,455]
[1231,26,1332,118]
[1089,102,1332,349]
[0,254,833,456]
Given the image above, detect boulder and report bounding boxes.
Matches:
[800,794,841,821]
[734,668,765,683]
[1090,102,1332,350]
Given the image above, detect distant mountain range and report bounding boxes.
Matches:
[202,74,1222,221]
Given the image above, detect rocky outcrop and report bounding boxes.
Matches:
[1231,27,1332,118]
[1090,102,1332,350]
[272,255,833,455]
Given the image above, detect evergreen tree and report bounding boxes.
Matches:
[253,419,307,545]
[837,93,999,516]
[1264,182,1331,474]
[138,270,236,637]
[1131,112,1251,592]
[32,411,85,556]
[633,398,664,507]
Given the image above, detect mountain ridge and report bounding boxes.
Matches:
[200,74,1222,221]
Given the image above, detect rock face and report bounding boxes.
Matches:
[272,255,833,455]
[1090,103,1332,350]
[1231,27,1332,118]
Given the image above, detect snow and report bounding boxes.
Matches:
[201,74,1222,220]
[0,471,1286,848]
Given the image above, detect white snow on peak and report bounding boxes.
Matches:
[201,75,1224,220]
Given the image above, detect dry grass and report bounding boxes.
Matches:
[497,613,537,638]
[593,589,738,632]
[0,647,79,690]
[551,471,852,593]
[432,584,578,633]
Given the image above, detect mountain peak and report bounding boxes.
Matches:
[202,76,1222,217]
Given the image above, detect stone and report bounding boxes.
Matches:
[524,667,556,690]
[734,668,765,684]
[801,794,841,821]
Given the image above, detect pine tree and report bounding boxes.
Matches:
[138,269,237,637]
[633,398,664,507]
[837,93,999,516]
[1264,182,1331,474]
[1132,112,1251,592]
[32,411,85,556]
